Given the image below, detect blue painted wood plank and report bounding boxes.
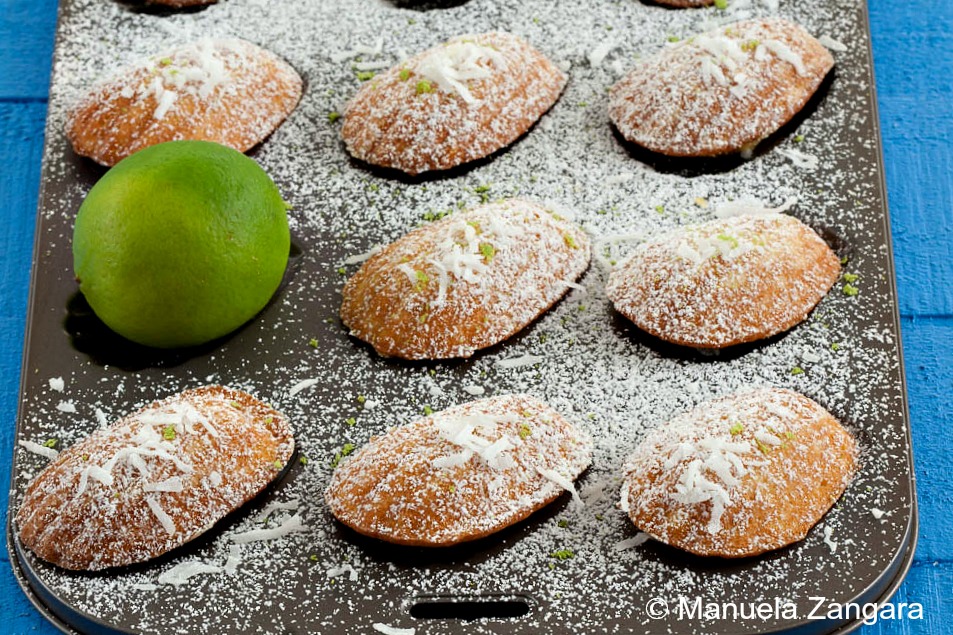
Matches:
[864,560,951,634]
[0,102,50,635]
[0,0,59,99]
[870,0,953,317]
[898,317,953,563]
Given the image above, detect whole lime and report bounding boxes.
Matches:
[72,140,290,348]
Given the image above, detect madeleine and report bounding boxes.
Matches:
[609,18,833,157]
[342,32,567,175]
[342,199,591,359]
[67,38,302,166]
[606,213,840,348]
[622,388,857,558]
[326,394,593,546]
[16,386,294,570]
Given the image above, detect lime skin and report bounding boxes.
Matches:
[72,140,290,349]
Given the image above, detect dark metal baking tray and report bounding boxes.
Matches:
[7,0,917,633]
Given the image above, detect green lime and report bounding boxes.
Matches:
[72,140,290,348]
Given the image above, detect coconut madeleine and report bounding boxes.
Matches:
[622,388,857,558]
[342,32,566,175]
[67,38,302,166]
[606,213,840,349]
[609,18,833,157]
[16,386,294,570]
[341,198,591,359]
[325,394,592,546]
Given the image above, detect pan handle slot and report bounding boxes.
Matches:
[408,595,532,621]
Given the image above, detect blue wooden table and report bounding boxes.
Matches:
[1,0,949,632]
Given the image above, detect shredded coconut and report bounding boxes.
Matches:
[18,440,59,460]
[157,561,223,587]
[495,354,543,369]
[415,40,505,105]
[230,514,307,544]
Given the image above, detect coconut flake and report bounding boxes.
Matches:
[230,513,307,544]
[146,496,176,536]
[818,35,848,52]
[343,245,382,265]
[56,400,77,414]
[495,354,543,369]
[224,544,242,575]
[330,37,384,63]
[536,467,583,506]
[588,41,616,68]
[714,196,797,218]
[823,525,838,553]
[556,280,587,293]
[613,533,650,551]
[433,414,517,470]
[326,563,359,582]
[462,384,486,396]
[18,440,59,460]
[158,561,222,587]
[415,41,504,105]
[289,378,320,397]
[777,148,819,170]
[762,39,808,76]
[153,89,178,120]
[372,624,415,635]
[48,377,65,392]
[143,476,185,493]
[256,498,301,522]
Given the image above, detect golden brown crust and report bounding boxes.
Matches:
[605,213,840,348]
[341,199,591,359]
[608,18,834,157]
[16,385,294,570]
[623,388,857,558]
[341,32,567,175]
[66,38,303,166]
[325,394,593,546]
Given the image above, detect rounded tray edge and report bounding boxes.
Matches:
[6,516,135,635]
[828,495,920,635]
